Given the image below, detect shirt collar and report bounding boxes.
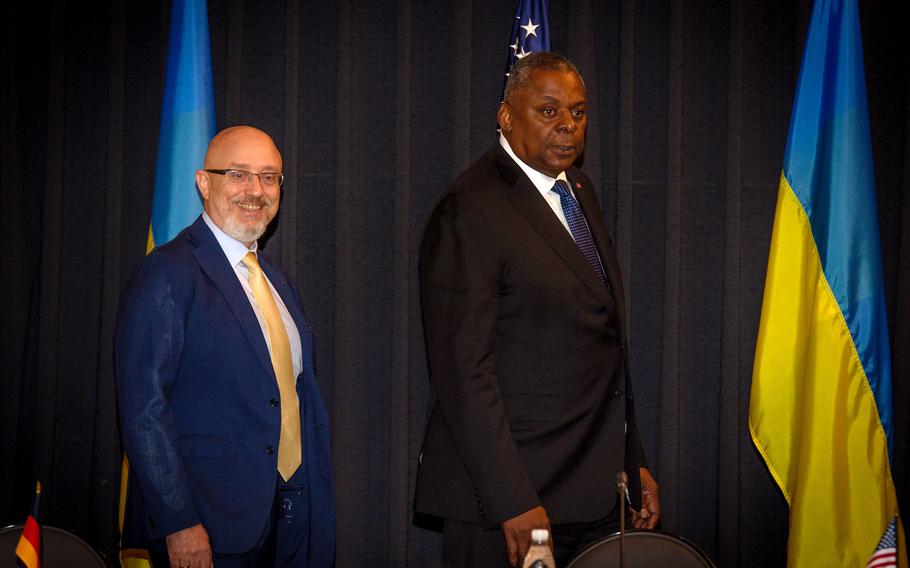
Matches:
[202,211,258,267]
[499,133,570,196]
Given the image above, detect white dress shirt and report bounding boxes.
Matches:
[499,133,574,236]
[202,211,303,378]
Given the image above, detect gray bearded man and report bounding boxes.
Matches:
[116,127,335,568]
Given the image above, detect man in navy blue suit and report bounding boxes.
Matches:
[116,126,335,568]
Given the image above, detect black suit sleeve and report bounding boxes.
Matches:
[419,192,540,527]
[623,363,649,509]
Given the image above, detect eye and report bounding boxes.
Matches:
[541,107,556,117]
[226,170,247,182]
[572,109,586,119]
[260,173,278,186]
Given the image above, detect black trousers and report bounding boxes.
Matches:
[442,501,620,568]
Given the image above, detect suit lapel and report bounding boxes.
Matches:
[186,218,277,382]
[260,256,312,351]
[569,172,627,328]
[494,146,615,310]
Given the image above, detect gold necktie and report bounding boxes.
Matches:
[242,252,302,481]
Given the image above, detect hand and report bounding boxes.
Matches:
[630,467,660,529]
[165,523,213,568]
[501,506,550,567]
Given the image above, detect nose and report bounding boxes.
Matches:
[244,174,265,195]
[556,109,578,133]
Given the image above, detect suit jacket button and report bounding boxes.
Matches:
[266,445,275,455]
[614,390,624,399]
[270,398,279,407]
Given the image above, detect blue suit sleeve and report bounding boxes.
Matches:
[115,251,202,540]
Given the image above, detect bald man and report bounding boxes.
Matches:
[116,126,335,568]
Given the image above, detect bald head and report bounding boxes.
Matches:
[196,126,284,247]
[203,126,283,171]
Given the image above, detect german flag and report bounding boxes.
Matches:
[15,482,41,568]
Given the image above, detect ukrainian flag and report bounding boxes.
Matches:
[146,0,216,252]
[749,0,905,565]
[119,0,215,565]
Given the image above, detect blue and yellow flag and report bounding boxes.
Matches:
[119,0,215,566]
[749,0,905,565]
[146,0,216,252]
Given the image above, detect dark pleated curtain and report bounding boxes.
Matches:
[1,0,907,567]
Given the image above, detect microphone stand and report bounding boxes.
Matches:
[617,471,628,568]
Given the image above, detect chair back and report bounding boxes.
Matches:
[567,530,716,568]
[0,524,110,568]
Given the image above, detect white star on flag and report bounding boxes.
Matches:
[501,0,550,98]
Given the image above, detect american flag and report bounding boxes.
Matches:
[501,0,551,95]
[867,517,898,568]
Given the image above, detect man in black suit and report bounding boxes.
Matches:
[415,52,660,567]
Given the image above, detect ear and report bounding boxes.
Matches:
[195,170,210,200]
[497,102,512,132]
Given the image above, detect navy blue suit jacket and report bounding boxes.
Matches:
[115,216,335,565]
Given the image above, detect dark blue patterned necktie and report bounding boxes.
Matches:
[552,180,608,286]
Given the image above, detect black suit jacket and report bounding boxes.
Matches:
[415,143,647,530]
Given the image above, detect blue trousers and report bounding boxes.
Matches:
[150,471,311,568]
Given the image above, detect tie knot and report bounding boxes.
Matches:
[241,251,261,273]
[552,179,571,197]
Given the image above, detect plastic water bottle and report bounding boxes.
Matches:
[522,528,556,568]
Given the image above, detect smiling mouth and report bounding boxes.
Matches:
[236,200,268,212]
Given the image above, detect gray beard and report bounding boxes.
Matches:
[222,216,268,244]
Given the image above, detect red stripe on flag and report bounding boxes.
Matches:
[867,549,897,568]
[15,515,41,568]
